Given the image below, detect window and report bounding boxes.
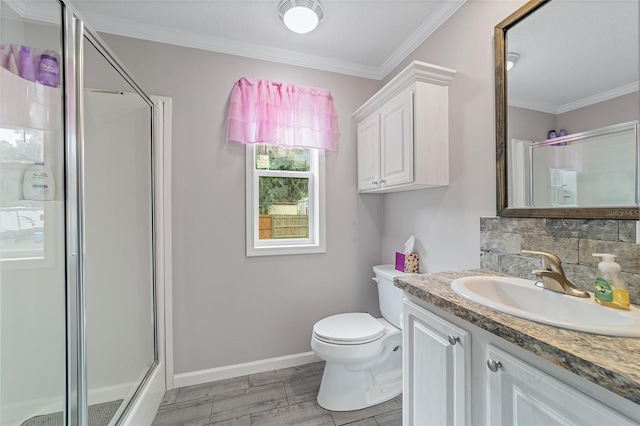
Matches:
[0,127,49,263]
[246,144,325,256]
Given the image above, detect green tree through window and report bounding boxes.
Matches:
[259,177,308,214]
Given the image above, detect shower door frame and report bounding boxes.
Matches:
[61,1,169,424]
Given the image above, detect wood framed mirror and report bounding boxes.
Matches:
[495,0,639,220]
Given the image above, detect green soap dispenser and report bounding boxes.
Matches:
[592,253,629,310]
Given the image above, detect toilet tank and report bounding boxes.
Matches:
[373,265,408,329]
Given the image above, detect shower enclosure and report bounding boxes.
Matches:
[1,1,167,425]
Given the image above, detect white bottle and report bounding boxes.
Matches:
[23,162,55,201]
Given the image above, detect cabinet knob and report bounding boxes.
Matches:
[447,335,460,345]
[487,359,502,372]
[380,179,386,184]
[372,180,378,185]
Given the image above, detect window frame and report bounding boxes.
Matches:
[245,144,326,257]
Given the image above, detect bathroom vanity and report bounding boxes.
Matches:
[396,270,640,426]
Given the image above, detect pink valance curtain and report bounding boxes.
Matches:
[226,77,340,151]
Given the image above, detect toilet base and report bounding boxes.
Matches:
[316,359,402,411]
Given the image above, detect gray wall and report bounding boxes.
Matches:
[508,106,555,143]
[557,92,639,135]
[508,92,639,143]
[379,0,528,273]
[101,34,384,374]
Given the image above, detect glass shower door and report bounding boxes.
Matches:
[0,1,66,425]
[1,2,159,424]
[81,34,156,424]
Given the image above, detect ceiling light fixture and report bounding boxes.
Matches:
[506,53,520,71]
[278,0,324,34]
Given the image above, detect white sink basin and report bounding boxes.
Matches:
[451,276,640,337]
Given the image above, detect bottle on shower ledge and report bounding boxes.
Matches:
[38,54,59,87]
[19,45,35,82]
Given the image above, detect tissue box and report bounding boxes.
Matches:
[395,252,419,273]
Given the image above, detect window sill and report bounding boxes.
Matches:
[247,243,326,257]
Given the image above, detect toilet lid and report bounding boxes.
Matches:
[313,313,385,344]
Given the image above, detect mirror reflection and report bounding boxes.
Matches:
[504,0,639,210]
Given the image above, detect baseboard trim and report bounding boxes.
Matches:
[173,351,321,389]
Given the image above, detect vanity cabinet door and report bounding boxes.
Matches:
[486,345,636,426]
[356,112,381,191]
[403,300,470,426]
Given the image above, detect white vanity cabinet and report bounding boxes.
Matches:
[353,61,455,193]
[403,299,470,426]
[485,345,637,426]
[403,296,640,426]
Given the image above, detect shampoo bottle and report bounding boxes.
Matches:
[19,45,35,82]
[592,253,629,310]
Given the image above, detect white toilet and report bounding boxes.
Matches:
[311,264,407,411]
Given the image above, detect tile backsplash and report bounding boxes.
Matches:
[480,217,640,305]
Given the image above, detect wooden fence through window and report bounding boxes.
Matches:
[259,214,309,239]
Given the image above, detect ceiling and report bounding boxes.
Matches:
[53,0,467,80]
[10,0,637,109]
[507,1,639,114]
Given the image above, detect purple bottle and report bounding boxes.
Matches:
[38,54,59,87]
[19,46,35,82]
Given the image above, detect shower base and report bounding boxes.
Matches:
[21,400,123,426]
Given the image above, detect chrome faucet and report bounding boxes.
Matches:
[521,250,590,298]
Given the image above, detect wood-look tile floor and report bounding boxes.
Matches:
[153,361,402,426]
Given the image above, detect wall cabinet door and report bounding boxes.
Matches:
[403,300,470,426]
[356,113,380,191]
[485,345,636,426]
[380,89,413,188]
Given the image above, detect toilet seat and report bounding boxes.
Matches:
[313,313,385,345]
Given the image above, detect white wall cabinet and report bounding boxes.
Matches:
[353,61,455,193]
[403,297,639,426]
[356,112,381,191]
[403,299,470,426]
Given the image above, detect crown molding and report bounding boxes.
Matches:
[556,81,639,114]
[4,0,59,24]
[508,96,559,114]
[81,11,382,79]
[4,0,26,17]
[8,0,466,81]
[510,81,639,115]
[378,0,466,78]
[353,60,456,120]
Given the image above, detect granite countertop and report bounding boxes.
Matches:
[395,269,640,405]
